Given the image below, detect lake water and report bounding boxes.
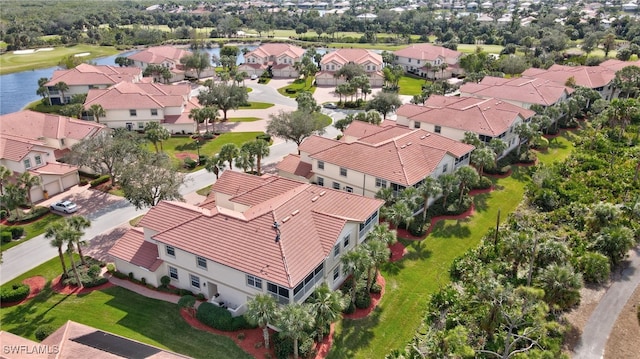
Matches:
[0,45,262,115]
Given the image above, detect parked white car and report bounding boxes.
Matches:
[50,200,78,214]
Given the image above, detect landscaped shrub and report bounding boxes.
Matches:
[8,227,24,239]
[112,271,128,279]
[90,175,110,188]
[83,277,108,288]
[408,218,428,237]
[533,136,550,150]
[79,179,88,186]
[474,176,493,190]
[0,283,30,302]
[272,328,315,359]
[141,277,147,285]
[196,302,253,331]
[160,275,171,288]
[128,272,134,280]
[202,132,214,140]
[196,293,206,301]
[285,88,297,94]
[8,206,49,223]
[370,283,382,294]
[343,301,356,314]
[184,158,197,169]
[35,325,56,341]
[1,231,12,243]
[256,133,271,142]
[578,251,610,284]
[179,288,194,297]
[88,265,101,278]
[198,155,207,165]
[519,150,537,164]
[355,288,371,309]
[106,263,116,273]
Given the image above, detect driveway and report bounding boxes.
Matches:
[37,184,124,217]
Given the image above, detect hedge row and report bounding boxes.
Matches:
[0,283,30,302]
[196,302,254,331]
[7,206,49,224]
[90,175,110,188]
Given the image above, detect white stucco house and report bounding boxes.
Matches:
[238,43,306,78]
[109,171,384,316]
[393,43,463,79]
[315,48,384,87]
[127,45,214,82]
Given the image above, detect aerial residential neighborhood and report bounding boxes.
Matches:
[1,1,640,359]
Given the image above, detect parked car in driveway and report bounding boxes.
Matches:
[250,74,258,80]
[323,102,338,109]
[50,200,78,214]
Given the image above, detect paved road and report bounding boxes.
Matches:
[245,82,297,107]
[573,247,640,359]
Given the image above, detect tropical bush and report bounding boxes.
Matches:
[0,283,30,302]
[1,231,12,243]
[355,288,372,309]
[8,206,49,223]
[578,252,610,284]
[35,325,56,341]
[90,175,110,187]
[196,302,254,331]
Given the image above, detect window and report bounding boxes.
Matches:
[332,182,340,190]
[442,164,448,173]
[414,122,421,129]
[190,274,200,289]
[166,245,175,257]
[333,265,340,280]
[151,109,158,116]
[317,177,324,186]
[417,60,421,64]
[267,282,290,304]
[317,161,325,170]
[169,266,178,280]
[343,233,351,248]
[23,159,31,169]
[333,243,340,258]
[196,256,207,269]
[35,155,42,165]
[375,178,387,188]
[345,186,353,193]
[129,109,137,117]
[138,122,144,130]
[247,275,262,289]
[340,167,347,177]
[434,125,441,133]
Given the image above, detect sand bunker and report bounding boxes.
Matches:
[13,47,54,55]
[74,52,90,57]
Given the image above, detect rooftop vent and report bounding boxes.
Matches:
[420,135,426,139]
[319,191,326,196]
[291,209,300,216]
[282,216,291,223]
[311,196,319,202]
[406,142,412,146]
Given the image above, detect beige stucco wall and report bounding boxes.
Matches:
[113,258,162,287]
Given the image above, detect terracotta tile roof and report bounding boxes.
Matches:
[127,46,192,65]
[30,162,78,176]
[0,331,49,359]
[246,43,305,60]
[0,136,39,161]
[298,136,340,154]
[45,63,141,87]
[211,171,273,197]
[599,59,640,72]
[308,123,474,186]
[521,64,614,89]
[148,173,383,288]
[341,120,392,139]
[37,321,189,359]
[199,194,217,210]
[276,154,313,178]
[108,228,163,271]
[393,43,462,62]
[138,201,208,233]
[460,76,573,106]
[231,175,306,208]
[0,110,105,142]
[321,48,383,66]
[164,98,201,125]
[84,82,190,110]
[398,96,535,137]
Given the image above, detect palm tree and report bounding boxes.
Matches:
[363,239,390,291]
[277,303,315,359]
[0,165,11,195]
[67,216,91,265]
[439,63,448,79]
[455,166,479,205]
[245,294,278,349]
[471,147,496,177]
[308,284,346,341]
[189,107,206,134]
[218,143,239,170]
[88,104,106,124]
[18,172,41,207]
[341,246,371,305]
[37,77,51,105]
[46,222,69,278]
[416,177,442,221]
[366,223,397,245]
[54,81,69,104]
[375,187,395,205]
[438,173,459,210]
[66,232,83,288]
[381,201,413,230]
[201,106,219,133]
[250,139,270,175]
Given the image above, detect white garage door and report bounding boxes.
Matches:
[61,172,78,189]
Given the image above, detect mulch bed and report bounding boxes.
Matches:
[389,242,408,262]
[51,275,114,295]
[343,273,385,320]
[1,276,46,307]
[175,152,198,161]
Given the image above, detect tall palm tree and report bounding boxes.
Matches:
[37,77,51,105]
[0,165,11,195]
[471,147,496,177]
[251,139,270,175]
[341,246,371,305]
[245,294,278,349]
[189,107,206,134]
[18,172,41,207]
[375,187,394,205]
[438,173,459,210]
[54,81,69,104]
[218,143,239,170]
[439,63,448,79]
[67,216,91,265]
[308,284,346,341]
[45,222,69,278]
[366,223,397,245]
[277,303,315,359]
[455,166,479,205]
[200,106,219,133]
[381,201,413,230]
[417,177,442,221]
[88,104,106,124]
[363,239,390,292]
[66,231,83,288]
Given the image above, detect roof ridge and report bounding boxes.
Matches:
[393,137,411,185]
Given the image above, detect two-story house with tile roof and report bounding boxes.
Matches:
[459,76,574,109]
[83,81,200,133]
[238,43,306,78]
[521,64,617,100]
[109,171,384,316]
[396,96,535,155]
[277,121,474,200]
[0,110,106,201]
[45,63,142,105]
[315,48,384,87]
[393,43,463,79]
[127,46,214,82]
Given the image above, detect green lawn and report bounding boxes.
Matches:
[238,102,274,109]
[398,75,427,96]
[0,45,120,75]
[277,77,316,98]
[228,117,260,122]
[328,136,576,358]
[4,254,76,287]
[457,44,504,54]
[1,213,63,251]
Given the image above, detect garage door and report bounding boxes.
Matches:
[45,181,62,197]
[61,172,78,189]
[30,187,44,203]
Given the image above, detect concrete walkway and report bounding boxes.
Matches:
[107,274,180,305]
[573,246,640,359]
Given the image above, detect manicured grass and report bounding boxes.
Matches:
[238,102,274,109]
[228,117,261,122]
[1,213,64,251]
[457,44,504,54]
[0,286,251,359]
[129,214,144,227]
[328,139,576,358]
[398,75,427,96]
[277,77,316,98]
[4,254,76,287]
[196,185,212,196]
[326,43,410,51]
[0,45,120,75]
